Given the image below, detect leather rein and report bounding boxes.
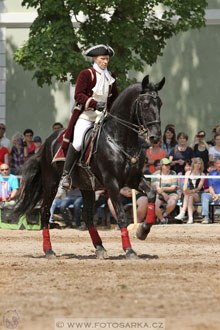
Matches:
[107,90,161,136]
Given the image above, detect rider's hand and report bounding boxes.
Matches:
[95,102,106,112]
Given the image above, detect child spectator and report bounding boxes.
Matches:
[146,138,166,174]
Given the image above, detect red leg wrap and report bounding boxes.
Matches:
[42,229,52,252]
[88,226,102,247]
[121,228,131,250]
[145,203,155,224]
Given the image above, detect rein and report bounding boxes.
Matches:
[107,91,161,136]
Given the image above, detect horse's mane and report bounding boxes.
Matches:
[110,83,141,114]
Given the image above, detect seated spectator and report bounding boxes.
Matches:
[169,132,194,174]
[108,187,148,224]
[9,134,26,175]
[23,129,35,158]
[175,157,205,224]
[209,133,220,161]
[146,138,166,174]
[29,136,43,156]
[49,188,84,229]
[0,123,10,149]
[162,126,177,157]
[176,160,192,213]
[151,158,178,224]
[52,122,63,132]
[201,157,220,224]
[0,163,19,202]
[190,130,209,173]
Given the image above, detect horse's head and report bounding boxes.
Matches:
[136,75,165,144]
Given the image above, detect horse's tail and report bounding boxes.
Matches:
[15,150,43,216]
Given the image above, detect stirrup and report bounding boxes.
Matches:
[60,175,72,191]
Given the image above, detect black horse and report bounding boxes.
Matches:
[16,75,165,259]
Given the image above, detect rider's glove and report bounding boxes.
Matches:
[95,102,106,112]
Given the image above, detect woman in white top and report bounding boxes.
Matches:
[175,157,205,224]
[209,133,220,161]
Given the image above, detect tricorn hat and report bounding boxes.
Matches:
[84,44,115,57]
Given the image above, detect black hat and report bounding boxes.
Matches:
[84,44,115,57]
[33,136,42,142]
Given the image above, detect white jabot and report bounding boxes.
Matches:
[92,62,115,96]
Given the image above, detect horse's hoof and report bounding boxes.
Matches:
[45,249,56,258]
[136,223,151,240]
[95,245,109,259]
[125,248,139,260]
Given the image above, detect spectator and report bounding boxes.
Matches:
[52,122,63,132]
[0,144,9,165]
[0,163,19,202]
[49,188,84,229]
[108,187,148,224]
[190,130,209,173]
[162,126,177,157]
[29,136,43,156]
[175,157,205,224]
[207,126,217,147]
[176,160,192,213]
[209,133,220,161]
[0,123,10,149]
[23,129,35,158]
[201,157,220,224]
[151,158,178,224]
[9,134,26,175]
[146,138,166,174]
[169,132,194,174]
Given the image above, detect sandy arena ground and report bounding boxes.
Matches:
[0,224,220,330]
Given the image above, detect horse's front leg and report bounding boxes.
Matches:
[80,190,108,259]
[107,187,139,260]
[134,175,157,240]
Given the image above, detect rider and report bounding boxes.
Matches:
[58,44,119,191]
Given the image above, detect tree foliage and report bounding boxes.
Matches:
[14,0,208,90]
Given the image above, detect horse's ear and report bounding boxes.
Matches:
[155,77,165,91]
[142,75,149,90]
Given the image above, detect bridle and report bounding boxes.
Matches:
[107,90,161,136]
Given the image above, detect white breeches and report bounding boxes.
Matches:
[72,118,94,151]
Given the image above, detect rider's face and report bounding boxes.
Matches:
[94,55,109,70]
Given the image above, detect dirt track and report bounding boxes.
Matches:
[0,224,220,330]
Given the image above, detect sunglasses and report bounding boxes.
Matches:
[0,127,5,130]
[1,168,9,171]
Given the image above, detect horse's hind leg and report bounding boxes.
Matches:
[81,190,108,259]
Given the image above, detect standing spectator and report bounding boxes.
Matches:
[9,134,26,174]
[175,157,205,224]
[23,129,35,158]
[52,122,63,132]
[0,144,9,166]
[29,136,43,156]
[0,123,10,149]
[190,130,209,173]
[162,126,177,157]
[169,132,194,174]
[207,126,217,147]
[0,163,19,201]
[209,134,220,161]
[146,138,166,174]
[151,158,178,224]
[201,157,220,224]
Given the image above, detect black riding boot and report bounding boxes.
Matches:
[59,144,80,191]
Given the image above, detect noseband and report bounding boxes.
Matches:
[135,91,161,134]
